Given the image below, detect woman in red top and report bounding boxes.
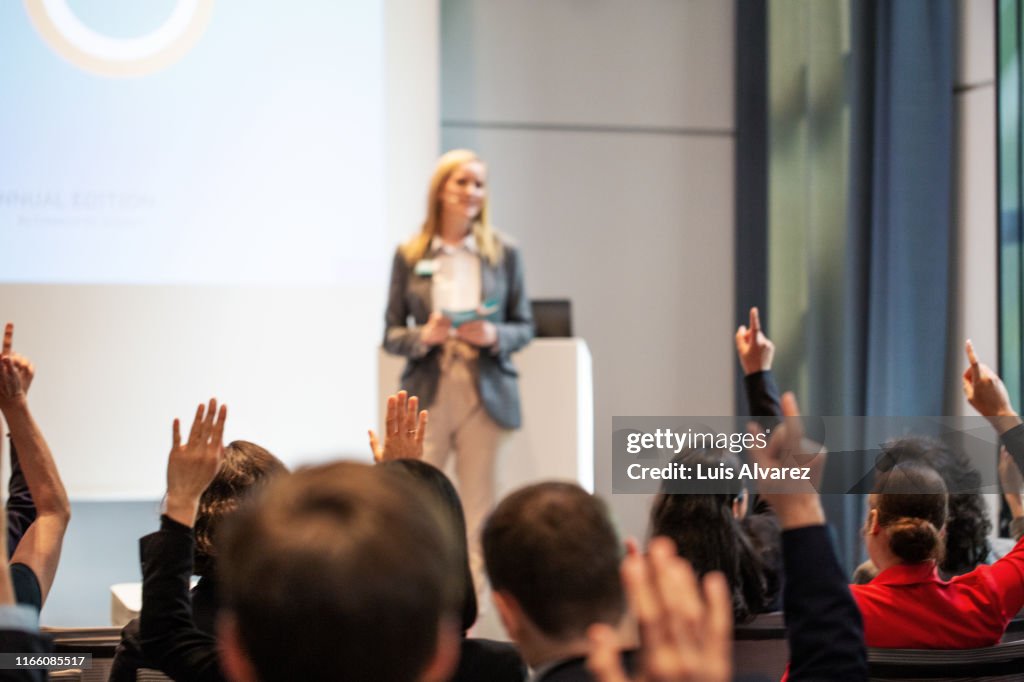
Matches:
[852,463,1024,649]
[852,340,1024,649]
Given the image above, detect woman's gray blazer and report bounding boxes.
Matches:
[383,240,534,429]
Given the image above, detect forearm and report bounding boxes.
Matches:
[773,496,825,531]
[782,525,867,681]
[383,325,431,359]
[1,401,69,522]
[743,370,783,419]
[1007,494,1024,521]
[1001,424,1024,479]
[139,517,221,681]
[7,438,37,557]
[492,320,533,355]
[164,493,201,529]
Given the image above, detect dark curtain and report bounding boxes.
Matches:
[736,0,956,572]
[850,0,956,418]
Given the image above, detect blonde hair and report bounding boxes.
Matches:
[400,149,503,266]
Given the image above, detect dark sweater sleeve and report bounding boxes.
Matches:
[6,439,36,559]
[138,516,224,682]
[743,371,783,516]
[1001,423,1024,477]
[782,525,867,681]
[743,370,783,420]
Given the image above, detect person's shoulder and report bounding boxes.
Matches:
[493,229,520,251]
[455,638,526,682]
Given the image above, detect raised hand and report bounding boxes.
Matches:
[369,390,428,462]
[586,537,732,682]
[1,323,35,394]
[0,356,27,410]
[963,340,1021,434]
[747,392,826,528]
[165,399,227,527]
[735,307,774,376]
[421,312,453,347]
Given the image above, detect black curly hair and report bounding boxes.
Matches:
[876,436,991,576]
[649,448,780,623]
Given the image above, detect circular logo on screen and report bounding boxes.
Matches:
[24,0,214,77]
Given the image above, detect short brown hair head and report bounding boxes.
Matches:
[193,440,286,577]
[482,482,624,640]
[218,461,461,682]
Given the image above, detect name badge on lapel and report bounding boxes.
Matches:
[414,259,436,277]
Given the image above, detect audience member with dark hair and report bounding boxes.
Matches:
[589,392,868,681]
[739,311,998,587]
[846,342,1024,649]
[0,325,71,613]
[483,481,627,681]
[648,448,780,623]
[218,460,462,682]
[383,458,526,682]
[852,435,992,583]
[111,439,285,681]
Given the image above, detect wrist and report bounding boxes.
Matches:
[773,496,826,529]
[0,395,28,414]
[988,413,1022,435]
[164,495,200,528]
[741,362,761,376]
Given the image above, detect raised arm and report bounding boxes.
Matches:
[2,325,38,556]
[749,394,867,681]
[0,479,49,682]
[139,399,226,682]
[0,346,70,606]
[735,307,782,419]
[998,448,1024,541]
[961,340,1024,473]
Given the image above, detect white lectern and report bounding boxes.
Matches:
[377,338,594,494]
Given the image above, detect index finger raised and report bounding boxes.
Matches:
[966,339,980,370]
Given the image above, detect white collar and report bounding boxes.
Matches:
[431,234,477,255]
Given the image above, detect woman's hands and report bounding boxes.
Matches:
[421,313,497,349]
[456,320,497,348]
[165,399,227,528]
[421,312,452,347]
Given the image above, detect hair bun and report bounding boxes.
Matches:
[887,516,943,564]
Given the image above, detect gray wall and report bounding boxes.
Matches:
[440,0,737,539]
[42,501,157,626]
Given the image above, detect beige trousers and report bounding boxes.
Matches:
[423,341,506,601]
